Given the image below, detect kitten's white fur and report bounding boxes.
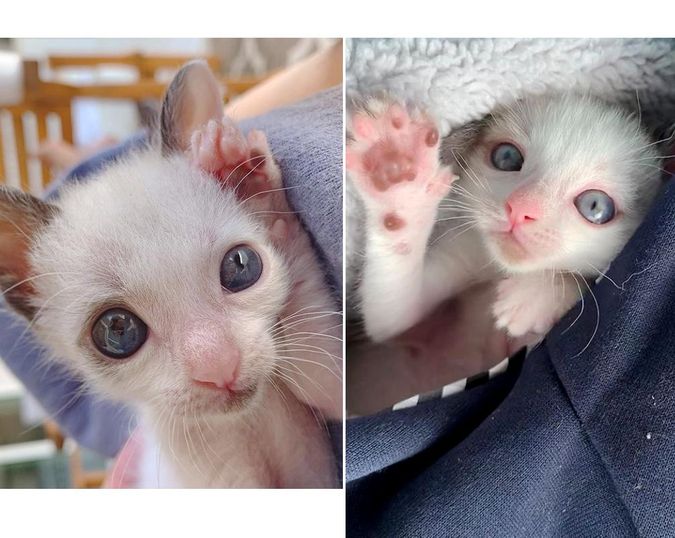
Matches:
[348,94,661,342]
[25,153,338,487]
[0,62,342,488]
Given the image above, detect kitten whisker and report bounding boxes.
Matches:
[634,129,675,151]
[584,262,624,291]
[273,329,343,343]
[275,352,341,377]
[569,272,600,358]
[562,272,586,336]
[272,368,328,430]
[0,213,32,243]
[0,271,83,299]
[191,403,221,476]
[271,311,343,329]
[222,154,265,189]
[266,373,293,416]
[232,155,266,193]
[430,220,479,247]
[452,150,491,193]
[241,185,300,205]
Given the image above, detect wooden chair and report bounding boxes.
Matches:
[0,54,267,194]
[44,419,106,488]
[47,53,221,79]
[0,60,74,192]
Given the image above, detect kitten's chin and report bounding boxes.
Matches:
[487,231,549,272]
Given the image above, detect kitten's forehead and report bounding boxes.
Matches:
[488,95,659,195]
[496,97,631,149]
[34,152,265,311]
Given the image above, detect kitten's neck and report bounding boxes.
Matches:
[137,379,335,488]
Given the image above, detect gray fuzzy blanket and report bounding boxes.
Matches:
[346,38,675,134]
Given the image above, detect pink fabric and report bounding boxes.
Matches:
[104,428,143,488]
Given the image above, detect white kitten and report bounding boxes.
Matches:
[347,94,661,342]
[0,62,342,488]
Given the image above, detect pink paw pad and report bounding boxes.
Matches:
[383,212,406,231]
[393,241,411,255]
[347,101,450,201]
[363,145,417,191]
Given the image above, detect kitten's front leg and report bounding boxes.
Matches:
[347,101,457,342]
[493,272,583,338]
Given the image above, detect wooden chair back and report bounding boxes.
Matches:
[0,60,74,191]
[0,53,265,193]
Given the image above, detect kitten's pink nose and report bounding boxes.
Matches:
[505,193,541,228]
[181,324,241,390]
[189,348,241,390]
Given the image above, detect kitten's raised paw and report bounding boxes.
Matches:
[347,101,455,221]
[493,277,560,338]
[190,118,282,198]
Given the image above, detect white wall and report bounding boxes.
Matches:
[12,38,210,57]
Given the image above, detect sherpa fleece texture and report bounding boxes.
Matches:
[346,38,675,134]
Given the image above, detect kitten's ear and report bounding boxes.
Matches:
[160,60,224,154]
[440,118,488,168]
[0,187,57,318]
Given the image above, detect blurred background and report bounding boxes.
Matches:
[0,37,339,488]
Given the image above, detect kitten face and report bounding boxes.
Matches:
[454,95,661,275]
[28,154,290,417]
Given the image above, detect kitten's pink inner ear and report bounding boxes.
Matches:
[160,60,225,154]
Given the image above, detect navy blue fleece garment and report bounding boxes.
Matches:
[239,86,343,296]
[0,86,342,458]
[347,177,675,536]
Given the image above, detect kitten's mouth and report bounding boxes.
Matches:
[490,231,532,263]
[191,380,258,412]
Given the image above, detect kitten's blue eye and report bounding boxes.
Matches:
[92,308,148,359]
[490,143,524,171]
[220,245,263,292]
[574,189,616,225]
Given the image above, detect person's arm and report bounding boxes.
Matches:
[225,41,342,120]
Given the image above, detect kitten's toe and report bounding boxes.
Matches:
[215,118,248,164]
[493,279,556,338]
[246,130,282,189]
[190,118,247,174]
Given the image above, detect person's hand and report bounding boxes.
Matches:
[347,282,531,415]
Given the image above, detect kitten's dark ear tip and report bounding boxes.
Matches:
[160,59,223,156]
[180,59,212,74]
[0,186,57,319]
[0,185,57,222]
